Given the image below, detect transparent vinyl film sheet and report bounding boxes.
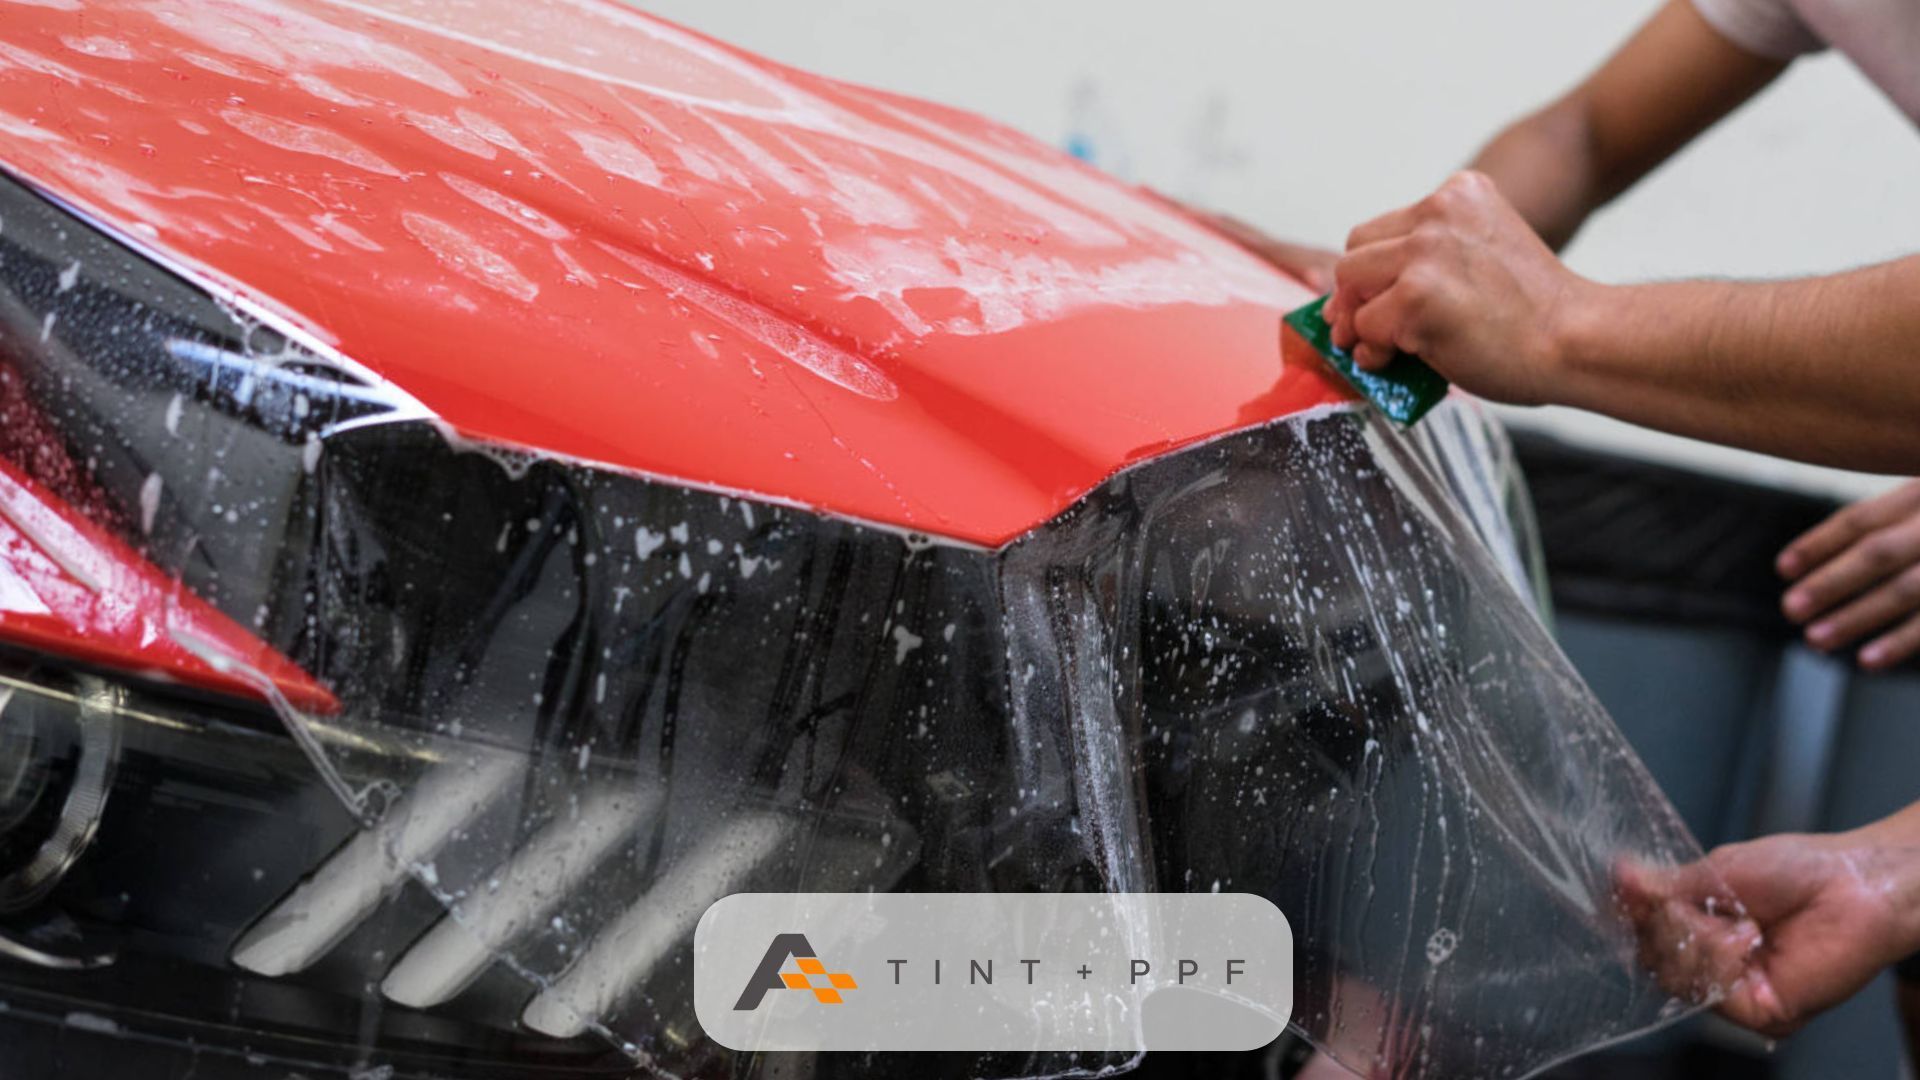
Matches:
[0,172,1722,1079]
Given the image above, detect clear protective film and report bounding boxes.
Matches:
[0,171,1728,1080]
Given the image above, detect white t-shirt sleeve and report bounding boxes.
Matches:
[1692,0,1828,59]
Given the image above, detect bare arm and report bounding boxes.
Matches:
[1200,1,1785,279]
[1326,171,1920,473]
[1468,0,1787,249]
[1557,258,1920,471]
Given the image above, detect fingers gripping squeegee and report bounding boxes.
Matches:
[1283,295,1449,428]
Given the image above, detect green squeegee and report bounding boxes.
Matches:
[1283,295,1449,429]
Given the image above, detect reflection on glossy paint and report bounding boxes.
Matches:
[0,0,1347,546]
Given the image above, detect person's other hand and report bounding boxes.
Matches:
[1617,827,1920,1038]
[1154,193,1338,292]
[1324,170,1595,405]
[1778,480,1920,670]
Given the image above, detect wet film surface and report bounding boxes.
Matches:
[0,170,1726,1080]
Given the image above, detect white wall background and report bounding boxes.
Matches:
[636,0,1920,498]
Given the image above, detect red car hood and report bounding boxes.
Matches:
[0,0,1344,546]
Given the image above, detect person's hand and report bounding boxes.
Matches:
[1617,824,1920,1037]
[1778,480,1920,670]
[1152,193,1338,291]
[1324,170,1596,406]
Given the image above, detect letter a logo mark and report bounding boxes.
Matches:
[733,933,858,1010]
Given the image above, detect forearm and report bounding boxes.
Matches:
[1469,1,1785,252]
[1849,802,1920,960]
[1468,101,1604,251]
[1554,257,1920,472]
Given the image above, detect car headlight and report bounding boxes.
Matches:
[0,166,1717,1080]
[0,673,118,927]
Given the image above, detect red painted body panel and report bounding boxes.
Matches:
[0,457,338,712]
[0,0,1345,548]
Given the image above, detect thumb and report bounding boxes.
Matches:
[1612,857,1666,921]
[1717,966,1793,1037]
[1614,855,1736,914]
[1614,854,1766,1005]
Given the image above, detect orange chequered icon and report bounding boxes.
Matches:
[779,956,859,1004]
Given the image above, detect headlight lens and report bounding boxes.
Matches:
[0,674,117,918]
[0,167,1721,1080]
[0,684,54,854]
